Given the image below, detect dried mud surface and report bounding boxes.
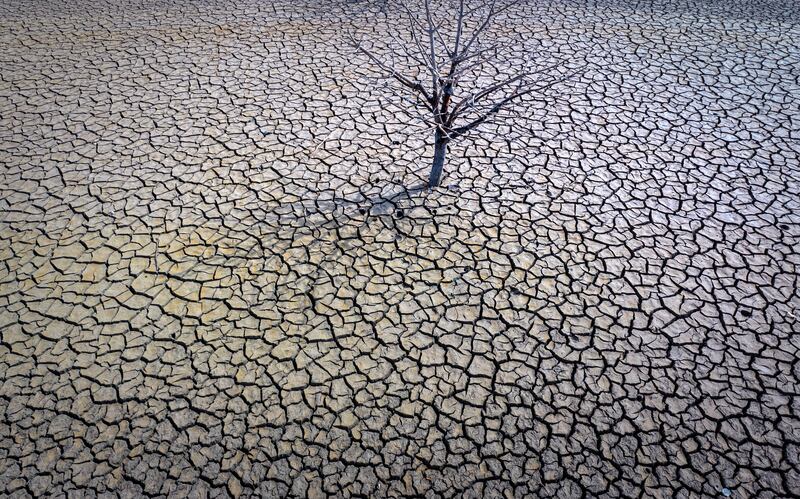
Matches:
[1,0,799,497]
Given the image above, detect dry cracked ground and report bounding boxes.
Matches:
[1,0,800,497]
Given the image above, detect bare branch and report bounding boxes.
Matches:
[349,35,435,110]
[424,0,441,102]
[448,60,567,123]
[458,0,519,57]
[348,0,577,187]
[452,0,466,57]
[450,72,576,140]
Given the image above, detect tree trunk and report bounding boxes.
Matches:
[429,131,448,188]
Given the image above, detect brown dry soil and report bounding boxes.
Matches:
[1,0,799,497]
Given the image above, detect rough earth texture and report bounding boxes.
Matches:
[1,0,799,497]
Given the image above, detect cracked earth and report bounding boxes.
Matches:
[1,0,800,497]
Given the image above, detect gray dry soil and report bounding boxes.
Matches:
[1,0,800,497]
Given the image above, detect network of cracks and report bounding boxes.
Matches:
[1,0,799,497]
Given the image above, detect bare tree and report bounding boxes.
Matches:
[350,0,571,188]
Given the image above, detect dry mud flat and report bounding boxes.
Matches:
[1,0,799,497]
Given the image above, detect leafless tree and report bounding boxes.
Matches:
[350,0,571,188]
